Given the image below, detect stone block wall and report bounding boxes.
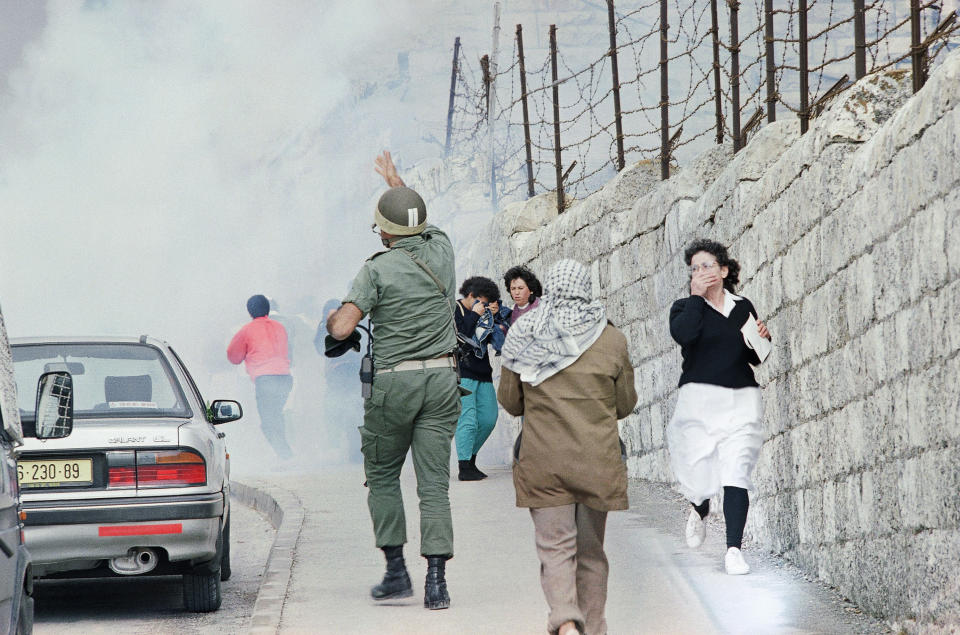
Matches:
[457,50,960,628]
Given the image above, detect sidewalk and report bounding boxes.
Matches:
[258,463,885,634]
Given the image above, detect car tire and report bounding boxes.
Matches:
[182,570,222,612]
[16,588,34,635]
[220,515,232,582]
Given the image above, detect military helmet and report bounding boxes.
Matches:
[374,187,427,236]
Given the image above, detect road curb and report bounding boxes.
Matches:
[232,481,304,635]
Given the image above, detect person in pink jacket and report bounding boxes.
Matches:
[227,294,293,460]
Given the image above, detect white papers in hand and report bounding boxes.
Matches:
[741,314,771,364]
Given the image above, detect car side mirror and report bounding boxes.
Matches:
[210,400,242,424]
[35,371,73,439]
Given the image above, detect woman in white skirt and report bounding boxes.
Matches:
[666,239,771,575]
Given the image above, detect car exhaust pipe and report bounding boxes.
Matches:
[108,548,158,575]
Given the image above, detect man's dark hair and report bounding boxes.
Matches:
[503,265,542,300]
[459,276,500,302]
[247,294,270,318]
[683,238,740,293]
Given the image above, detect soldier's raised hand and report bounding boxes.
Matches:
[375,151,405,188]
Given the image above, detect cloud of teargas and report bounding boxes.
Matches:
[0,1,441,471]
[0,1,612,471]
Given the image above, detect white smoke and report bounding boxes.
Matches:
[0,1,612,471]
[0,1,435,472]
[0,1,429,361]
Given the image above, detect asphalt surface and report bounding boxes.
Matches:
[32,499,275,634]
[253,462,889,635]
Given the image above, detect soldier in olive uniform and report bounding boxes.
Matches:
[326,151,459,610]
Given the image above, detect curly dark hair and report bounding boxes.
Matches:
[459,276,501,302]
[683,238,740,293]
[502,265,543,300]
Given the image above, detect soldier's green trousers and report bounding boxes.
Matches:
[359,366,460,557]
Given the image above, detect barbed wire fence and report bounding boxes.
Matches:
[444,0,959,214]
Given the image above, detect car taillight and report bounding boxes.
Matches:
[108,466,137,488]
[136,450,206,488]
[106,449,207,489]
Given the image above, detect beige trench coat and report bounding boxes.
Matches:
[497,324,638,511]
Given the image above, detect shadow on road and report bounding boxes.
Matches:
[35,576,186,620]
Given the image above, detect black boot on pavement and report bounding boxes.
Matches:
[371,545,413,600]
[458,460,483,481]
[469,454,487,478]
[424,556,450,610]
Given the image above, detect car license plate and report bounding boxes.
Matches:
[17,459,93,488]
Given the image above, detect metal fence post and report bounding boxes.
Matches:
[607,0,625,171]
[444,37,461,157]
[660,0,670,179]
[854,0,867,79]
[711,0,723,144]
[917,12,959,93]
[910,0,924,93]
[729,0,742,152]
[765,0,776,123]
[799,0,809,134]
[516,25,535,199]
[489,2,501,212]
[550,25,565,213]
[480,54,491,117]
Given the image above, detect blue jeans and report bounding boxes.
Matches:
[455,378,498,461]
[255,374,294,460]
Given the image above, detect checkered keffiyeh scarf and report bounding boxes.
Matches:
[501,259,607,386]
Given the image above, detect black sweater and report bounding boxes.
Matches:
[454,303,493,382]
[669,294,761,389]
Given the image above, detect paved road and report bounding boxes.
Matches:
[32,500,275,634]
[251,463,888,634]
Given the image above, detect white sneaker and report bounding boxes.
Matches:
[725,547,750,575]
[685,509,705,549]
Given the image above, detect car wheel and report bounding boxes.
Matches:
[16,587,34,635]
[220,515,232,582]
[182,570,222,612]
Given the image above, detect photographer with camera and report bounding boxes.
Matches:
[454,276,503,482]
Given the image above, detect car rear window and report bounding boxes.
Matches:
[12,343,191,420]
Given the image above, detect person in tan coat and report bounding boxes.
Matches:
[498,259,637,635]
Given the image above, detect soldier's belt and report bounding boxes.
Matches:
[376,355,455,374]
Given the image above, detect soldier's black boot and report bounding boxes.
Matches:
[423,556,450,609]
[371,545,413,600]
[469,454,487,478]
[458,460,483,481]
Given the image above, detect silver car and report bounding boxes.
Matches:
[10,336,242,613]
